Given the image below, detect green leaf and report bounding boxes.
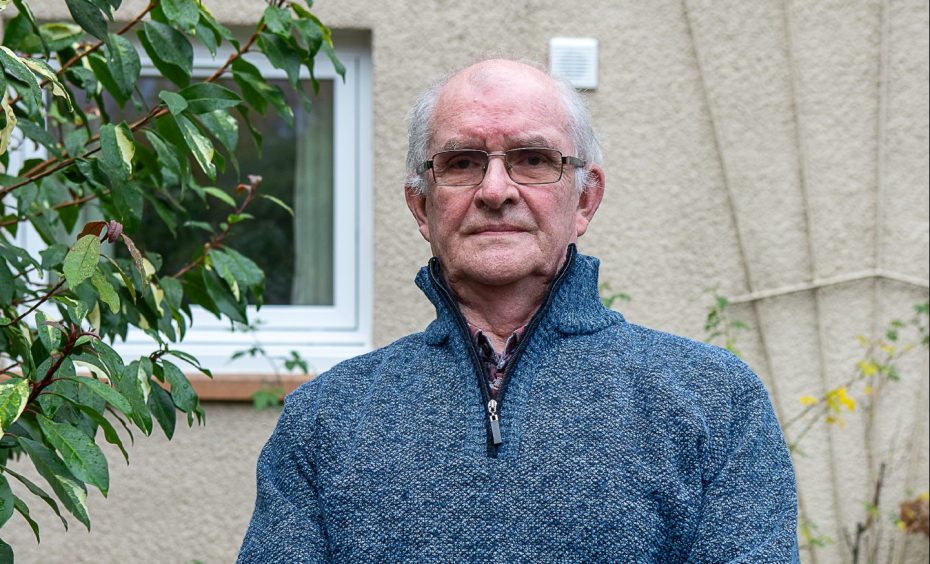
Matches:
[321,41,346,80]
[114,360,152,435]
[212,247,264,288]
[148,383,176,439]
[35,311,63,352]
[20,57,74,112]
[17,437,90,530]
[0,258,14,304]
[0,377,30,436]
[196,110,238,153]
[86,50,129,105]
[258,32,301,87]
[0,45,42,106]
[161,360,198,413]
[0,474,13,528]
[90,340,125,382]
[158,90,188,115]
[202,267,246,323]
[65,0,107,40]
[263,5,292,35]
[195,20,219,56]
[164,349,212,379]
[90,270,120,313]
[173,114,215,179]
[98,122,135,183]
[0,539,11,563]
[63,234,101,289]
[40,22,84,51]
[73,402,129,464]
[231,57,293,124]
[3,466,69,531]
[203,186,235,207]
[68,376,132,415]
[14,495,41,542]
[36,414,110,496]
[138,20,193,87]
[105,33,141,101]
[177,82,241,114]
[261,194,295,216]
[144,129,186,185]
[161,0,199,34]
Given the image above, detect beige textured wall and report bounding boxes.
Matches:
[4,1,929,562]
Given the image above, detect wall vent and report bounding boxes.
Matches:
[549,37,598,90]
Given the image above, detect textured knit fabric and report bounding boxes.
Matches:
[238,251,800,563]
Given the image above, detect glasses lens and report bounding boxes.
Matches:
[506,148,563,184]
[432,150,488,186]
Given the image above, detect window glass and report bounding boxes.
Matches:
[107,76,335,306]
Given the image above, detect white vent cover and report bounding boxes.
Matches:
[549,37,598,89]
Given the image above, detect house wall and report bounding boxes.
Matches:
[4,1,928,562]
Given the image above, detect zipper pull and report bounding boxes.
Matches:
[487,399,502,445]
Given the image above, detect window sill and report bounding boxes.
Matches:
[188,373,317,402]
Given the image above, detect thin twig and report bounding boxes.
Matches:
[0,191,104,228]
[5,1,159,109]
[0,279,66,328]
[1,15,268,201]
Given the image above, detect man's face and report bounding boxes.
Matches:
[406,62,604,290]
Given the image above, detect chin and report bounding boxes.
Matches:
[460,249,541,286]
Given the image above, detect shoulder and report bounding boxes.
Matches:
[621,322,765,399]
[282,331,433,418]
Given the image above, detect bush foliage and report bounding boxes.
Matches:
[0,0,340,559]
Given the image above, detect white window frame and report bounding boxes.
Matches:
[13,36,373,375]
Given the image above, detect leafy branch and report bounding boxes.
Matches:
[0,0,344,558]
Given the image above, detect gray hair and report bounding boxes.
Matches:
[405,61,603,195]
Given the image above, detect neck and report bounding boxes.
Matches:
[450,276,548,352]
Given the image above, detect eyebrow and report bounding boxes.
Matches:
[438,135,559,152]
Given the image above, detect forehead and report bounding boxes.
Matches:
[430,65,570,152]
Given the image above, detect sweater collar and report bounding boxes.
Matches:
[415,245,621,345]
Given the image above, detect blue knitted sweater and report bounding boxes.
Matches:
[239,249,800,563]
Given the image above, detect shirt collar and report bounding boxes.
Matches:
[417,245,623,346]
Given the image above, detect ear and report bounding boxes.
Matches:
[405,184,432,241]
[575,165,604,237]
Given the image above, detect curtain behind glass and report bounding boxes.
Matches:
[292,82,335,305]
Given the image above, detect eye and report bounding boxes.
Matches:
[511,149,557,168]
[439,151,484,171]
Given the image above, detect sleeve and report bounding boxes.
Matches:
[238,389,330,563]
[685,368,801,564]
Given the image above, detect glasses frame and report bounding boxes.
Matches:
[416,147,586,187]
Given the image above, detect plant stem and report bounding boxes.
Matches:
[0,279,66,328]
[0,15,268,202]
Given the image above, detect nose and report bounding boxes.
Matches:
[475,154,519,210]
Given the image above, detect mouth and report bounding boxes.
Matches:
[471,225,526,235]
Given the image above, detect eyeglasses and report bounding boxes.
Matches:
[416,147,585,187]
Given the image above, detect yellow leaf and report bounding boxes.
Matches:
[920,492,929,502]
[837,387,856,412]
[856,335,869,346]
[880,344,896,355]
[0,95,15,157]
[864,385,872,395]
[897,520,906,530]
[800,395,819,406]
[857,360,878,377]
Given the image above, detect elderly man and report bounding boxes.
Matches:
[239,59,799,562]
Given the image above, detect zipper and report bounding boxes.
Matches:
[427,245,578,456]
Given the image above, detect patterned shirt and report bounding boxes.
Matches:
[467,323,526,399]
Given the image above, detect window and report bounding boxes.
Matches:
[14,33,373,376]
